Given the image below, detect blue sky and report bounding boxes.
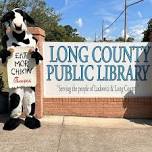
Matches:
[45,0,152,41]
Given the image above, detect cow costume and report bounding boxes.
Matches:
[0,8,43,130]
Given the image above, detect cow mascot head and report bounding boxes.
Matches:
[1,8,35,33]
[0,8,43,130]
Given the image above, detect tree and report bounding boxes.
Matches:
[0,73,4,92]
[115,37,134,42]
[62,25,85,42]
[143,19,152,42]
[115,37,124,42]
[0,1,4,50]
[0,0,85,42]
[127,37,134,42]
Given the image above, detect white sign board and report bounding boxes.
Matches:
[7,47,36,88]
[43,42,152,98]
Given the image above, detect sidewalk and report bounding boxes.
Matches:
[0,116,152,152]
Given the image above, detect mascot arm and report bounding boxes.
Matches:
[0,49,11,63]
[0,35,12,63]
[30,36,43,65]
[31,48,43,65]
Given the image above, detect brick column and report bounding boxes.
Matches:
[149,31,152,42]
[28,27,45,118]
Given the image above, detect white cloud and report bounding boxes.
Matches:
[60,0,84,13]
[75,18,83,28]
[86,37,94,42]
[103,28,111,38]
[120,23,145,42]
[120,26,144,42]
[121,30,130,39]
[105,29,110,34]
[94,8,116,23]
[129,25,145,41]
[138,11,143,18]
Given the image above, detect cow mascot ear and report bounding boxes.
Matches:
[23,12,35,24]
[15,9,35,24]
[1,11,14,23]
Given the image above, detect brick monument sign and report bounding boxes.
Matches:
[29,27,152,118]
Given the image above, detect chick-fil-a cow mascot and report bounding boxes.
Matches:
[0,8,43,130]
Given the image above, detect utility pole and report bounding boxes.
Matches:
[94,32,97,42]
[102,20,104,41]
[124,0,144,42]
[124,0,127,42]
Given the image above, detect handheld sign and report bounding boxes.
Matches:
[7,47,36,88]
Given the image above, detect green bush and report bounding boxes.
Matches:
[0,73,4,92]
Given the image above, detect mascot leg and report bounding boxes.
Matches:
[3,88,23,130]
[24,88,41,129]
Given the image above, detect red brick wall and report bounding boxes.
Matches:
[43,97,152,118]
[30,27,152,118]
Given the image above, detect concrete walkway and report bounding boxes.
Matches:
[0,116,152,152]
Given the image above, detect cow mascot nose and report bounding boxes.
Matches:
[0,8,43,130]
[14,24,22,31]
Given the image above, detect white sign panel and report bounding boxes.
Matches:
[43,42,152,98]
[7,47,36,88]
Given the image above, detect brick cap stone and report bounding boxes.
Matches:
[28,27,45,37]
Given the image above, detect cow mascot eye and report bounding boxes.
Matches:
[0,8,43,130]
